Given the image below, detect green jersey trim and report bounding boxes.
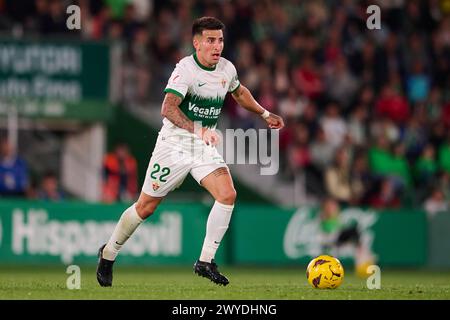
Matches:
[164,88,185,100]
[193,53,216,71]
[230,82,241,94]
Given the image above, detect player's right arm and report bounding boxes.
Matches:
[232,84,284,130]
[161,93,194,133]
[161,93,219,145]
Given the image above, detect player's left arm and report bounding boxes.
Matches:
[231,84,284,129]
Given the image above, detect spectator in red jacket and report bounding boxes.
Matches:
[102,143,138,203]
[442,102,450,129]
[292,55,324,100]
[375,84,410,124]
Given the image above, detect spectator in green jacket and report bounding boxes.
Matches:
[391,142,411,188]
[414,144,438,184]
[369,137,410,189]
[368,135,393,177]
[438,135,450,174]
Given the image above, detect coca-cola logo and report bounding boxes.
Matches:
[283,207,378,260]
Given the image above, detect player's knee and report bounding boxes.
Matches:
[216,188,237,205]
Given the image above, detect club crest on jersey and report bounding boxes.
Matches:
[221,78,227,88]
[152,181,160,191]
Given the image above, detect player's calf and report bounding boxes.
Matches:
[135,192,163,219]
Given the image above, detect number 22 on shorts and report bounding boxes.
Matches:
[150,163,171,182]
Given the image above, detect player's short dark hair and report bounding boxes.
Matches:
[192,17,225,37]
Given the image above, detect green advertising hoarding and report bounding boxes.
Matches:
[0,38,118,120]
[0,201,430,267]
[0,200,226,266]
[231,205,427,267]
[428,211,450,268]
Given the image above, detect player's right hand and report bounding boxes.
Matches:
[197,127,220,146]
[265,113,285,129]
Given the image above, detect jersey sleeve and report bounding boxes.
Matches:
[164,62,192,99]
[228,62,240,93]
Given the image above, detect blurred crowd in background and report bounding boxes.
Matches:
[0,0,449,214]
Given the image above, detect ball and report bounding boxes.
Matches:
[356,260,373,278]
[306,255,344,289]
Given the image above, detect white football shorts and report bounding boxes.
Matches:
[142,121,228,197]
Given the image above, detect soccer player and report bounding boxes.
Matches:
[96,16,284,287]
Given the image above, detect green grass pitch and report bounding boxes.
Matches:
[0,265,449,300]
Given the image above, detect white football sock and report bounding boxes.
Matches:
[199,201,234,263]
[102,203,143,261]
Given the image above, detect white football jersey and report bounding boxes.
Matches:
[163,53,240,129]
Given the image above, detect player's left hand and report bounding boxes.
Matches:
[197,127,220,146]
[265,113,284,129]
